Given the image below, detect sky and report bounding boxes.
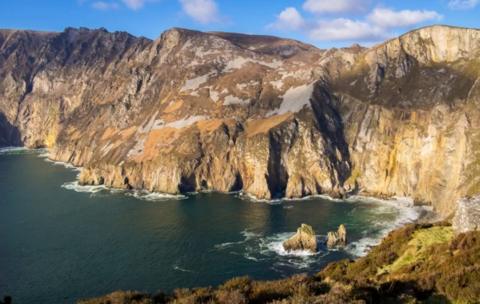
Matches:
[0,0,479,48]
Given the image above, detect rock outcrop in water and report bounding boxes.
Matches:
[81,223,480,303]
[283,223,317,253]
[326,224,347,248]
[1,25,480,216]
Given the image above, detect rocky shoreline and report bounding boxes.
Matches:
[1,25,479,218]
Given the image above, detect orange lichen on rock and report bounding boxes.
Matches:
[163,100,184,113]
[245,113,292,137]
[101,128,116,141]
[196,119,235,134]
[118,126,137,140]
[133,128,180,161]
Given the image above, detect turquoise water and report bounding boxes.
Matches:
[0,150,418,303]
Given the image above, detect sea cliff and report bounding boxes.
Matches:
[1,25,479,216]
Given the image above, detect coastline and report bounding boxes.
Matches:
[0,146,452,304]
[1,146,437,257]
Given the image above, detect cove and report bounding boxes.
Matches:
[0,150,421,303]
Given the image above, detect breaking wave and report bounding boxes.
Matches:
[43,158,82,171]
[173,264,194,273]
[62,181,108,193]
[345,196,424,257]
[214,229,326,270]
[126,190,187,202]
[62,181,186,202]
[214,196,425,271]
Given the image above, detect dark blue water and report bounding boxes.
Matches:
[0,149,413,303]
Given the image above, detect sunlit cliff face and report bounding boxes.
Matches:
[1,25,479,216]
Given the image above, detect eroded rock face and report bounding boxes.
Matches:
[283,224,317,253]
[326,224,347,248]
[453,196,480,233]
[1,25,479,216]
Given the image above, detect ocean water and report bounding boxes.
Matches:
[0,149,421,303]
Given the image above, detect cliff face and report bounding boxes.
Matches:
[1,25,479,216]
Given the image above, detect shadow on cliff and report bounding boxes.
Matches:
[0,112,22,147]
[310,83,352,191]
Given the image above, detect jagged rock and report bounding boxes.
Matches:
[453,196,480,233]
[326,224,347,248]
[0,25,479,216]
[283,224,317,253]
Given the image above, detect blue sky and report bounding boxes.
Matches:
[1,0,479,48]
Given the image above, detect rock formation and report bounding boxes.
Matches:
[0,25,479,216]
[453,196,480,233]
[283,224,317,253]
[326,224,347,248]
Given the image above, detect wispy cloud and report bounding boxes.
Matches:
[309,18,387,41]
[122,0,145,10]
[269,7,305,30]
[179,0,219,24]
[368,8,442,28]
[269,0,443,43]
[303,0,369,14]
[92,1,120,10]
[448,0,479,10]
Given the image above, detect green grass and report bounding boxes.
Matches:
[379,226,454,275]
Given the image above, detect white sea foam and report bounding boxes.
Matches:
[240,229,262,241]
[0,147,28,154]
[237,192,283,205]
[214,241,244,249]
[214,229,324,269]
[126,190,187,202]
[37,151,50,158]
[345,196,423,257]
[258,232,329,270]
[43,158,81,171]
[62,181,186,201]
[62,181,108,193]
[237,191,341,204]
[0,147,46,155]
[263,232,319,257]
[173,265,194,273]
[228,194,424,267]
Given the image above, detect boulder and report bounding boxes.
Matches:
[453,196,480,233]
[283,224,317,253]
[326,224,347,248]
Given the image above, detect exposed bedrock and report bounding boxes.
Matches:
[1,25,480,217]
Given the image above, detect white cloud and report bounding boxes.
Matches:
[179,0,219,24]
[269,7,305,30]
[368,8,442,28]
[92,1,120,10]
[269,4,443,43]
[122,0,145,10]
[448,0,479,9]
[309,18,388,41]
[303,0,368,14]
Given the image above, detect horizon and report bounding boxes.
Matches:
[1,23,478,50]
[1,0,480,48]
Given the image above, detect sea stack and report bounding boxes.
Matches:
[283,224,317,253]
[326,224,347,248]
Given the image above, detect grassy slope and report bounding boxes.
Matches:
[80,223,480,304]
